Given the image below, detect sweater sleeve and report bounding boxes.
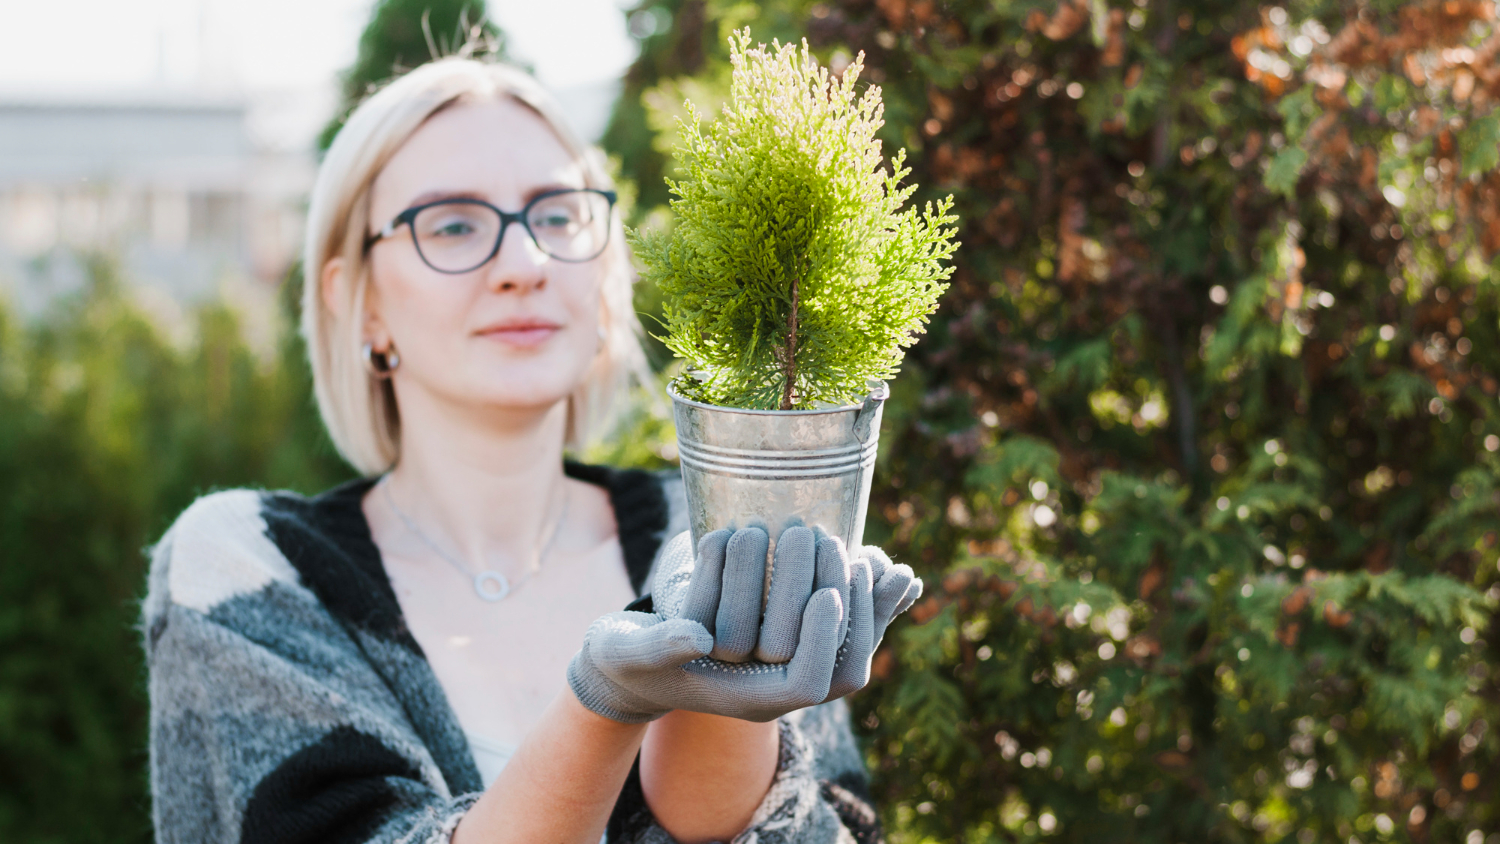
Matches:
[142,490,479,844]
[608,701,883,844]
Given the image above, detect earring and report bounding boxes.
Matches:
[362,342,400,378]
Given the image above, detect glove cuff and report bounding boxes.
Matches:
[567,650,664,725]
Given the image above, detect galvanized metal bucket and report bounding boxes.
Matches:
[669,381,888,560]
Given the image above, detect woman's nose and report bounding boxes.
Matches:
[484,222,548,293]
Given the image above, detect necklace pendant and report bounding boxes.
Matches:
[474,571,511,602]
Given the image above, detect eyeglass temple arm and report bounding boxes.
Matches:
[363,213,409,251]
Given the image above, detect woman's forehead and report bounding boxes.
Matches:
[373,98,586,210]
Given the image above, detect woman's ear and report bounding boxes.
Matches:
[320,257,346,319]
[323,256,390,348]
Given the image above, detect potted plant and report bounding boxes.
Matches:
[631,30,959,554]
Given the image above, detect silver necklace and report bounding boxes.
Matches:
[381,476,569,602]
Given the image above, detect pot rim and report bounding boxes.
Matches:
[667,379,889,416]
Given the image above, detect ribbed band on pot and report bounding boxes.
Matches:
[676,438,879,480]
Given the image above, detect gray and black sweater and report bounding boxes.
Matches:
[142,462,883,844]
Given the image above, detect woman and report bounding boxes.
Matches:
[143,57,919,844]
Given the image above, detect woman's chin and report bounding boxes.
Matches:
[412,353,592,417]
[458,377,581,417]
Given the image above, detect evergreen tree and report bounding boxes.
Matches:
[635,33,958,409]
[319,0,504,151]
[607,1,1500,840]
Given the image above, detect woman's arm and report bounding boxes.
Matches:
[454,692,647,844]
[639,713,781,844]
[458,700,780,844]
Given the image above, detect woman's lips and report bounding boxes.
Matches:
[477,323,561,349]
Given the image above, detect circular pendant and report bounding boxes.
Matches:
[474,570,511,602]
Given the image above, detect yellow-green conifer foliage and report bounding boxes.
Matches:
[632,31,959,409]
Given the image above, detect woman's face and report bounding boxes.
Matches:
[361,97,605,419]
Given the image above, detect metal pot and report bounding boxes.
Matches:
[669,381,888,561]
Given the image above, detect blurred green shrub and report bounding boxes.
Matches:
[0,260,352,843]
[607,0,1500,841]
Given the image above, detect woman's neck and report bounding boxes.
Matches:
[383,388,573,574]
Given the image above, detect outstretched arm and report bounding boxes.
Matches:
[640,712,781,844]
[454,692,647,844]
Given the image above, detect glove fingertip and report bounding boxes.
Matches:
[895,576,924,616]
[801,587,845,642]
[698,528,734,559]
[813,583,844,609]
[850,556,872,591]
[727,526,770,560]
[859,545,890,585]
[678,531,731,626]
[772,526,817,580]
[817,535,848,565]
[814,537,851,598]
[778,524,814,547]
[655,618,715,659]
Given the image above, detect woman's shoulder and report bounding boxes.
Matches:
[145,488,301,619]
[144,479,376,620]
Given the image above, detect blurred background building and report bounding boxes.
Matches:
[0,93,310,327]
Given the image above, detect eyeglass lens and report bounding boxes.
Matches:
[410,191,612,273]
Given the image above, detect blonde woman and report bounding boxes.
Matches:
[142,57,920,844]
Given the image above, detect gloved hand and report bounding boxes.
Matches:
[654,526,922,704]
[656,527,849,664]
[566,527,848,724]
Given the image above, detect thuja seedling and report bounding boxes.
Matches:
[632,30,959,410]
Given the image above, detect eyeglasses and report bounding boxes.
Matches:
[364,188,618,273]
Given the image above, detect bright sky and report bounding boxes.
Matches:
[0,0,639,144]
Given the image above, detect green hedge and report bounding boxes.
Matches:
[0,262,352,843]
[605,0,1500,840]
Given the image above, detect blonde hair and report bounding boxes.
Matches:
[302,57,647,476]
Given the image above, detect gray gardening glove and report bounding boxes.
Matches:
[656,526,921,703]
[824,544,923,701]
[566,528,847,724]
[658,526,851,665]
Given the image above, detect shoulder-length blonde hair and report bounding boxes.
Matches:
[303,57,647,476]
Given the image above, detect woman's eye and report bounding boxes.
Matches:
[533,211,577,229]
[429,219,476,237]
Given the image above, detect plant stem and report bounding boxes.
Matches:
[780,275,799,410]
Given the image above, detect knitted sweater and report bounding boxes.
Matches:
[142,462,883,844]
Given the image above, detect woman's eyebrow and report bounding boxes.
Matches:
[407,189,487,206]
[404,183,588,209]
[522,182,585,201]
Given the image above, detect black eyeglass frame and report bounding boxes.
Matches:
[363,187,618,273]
